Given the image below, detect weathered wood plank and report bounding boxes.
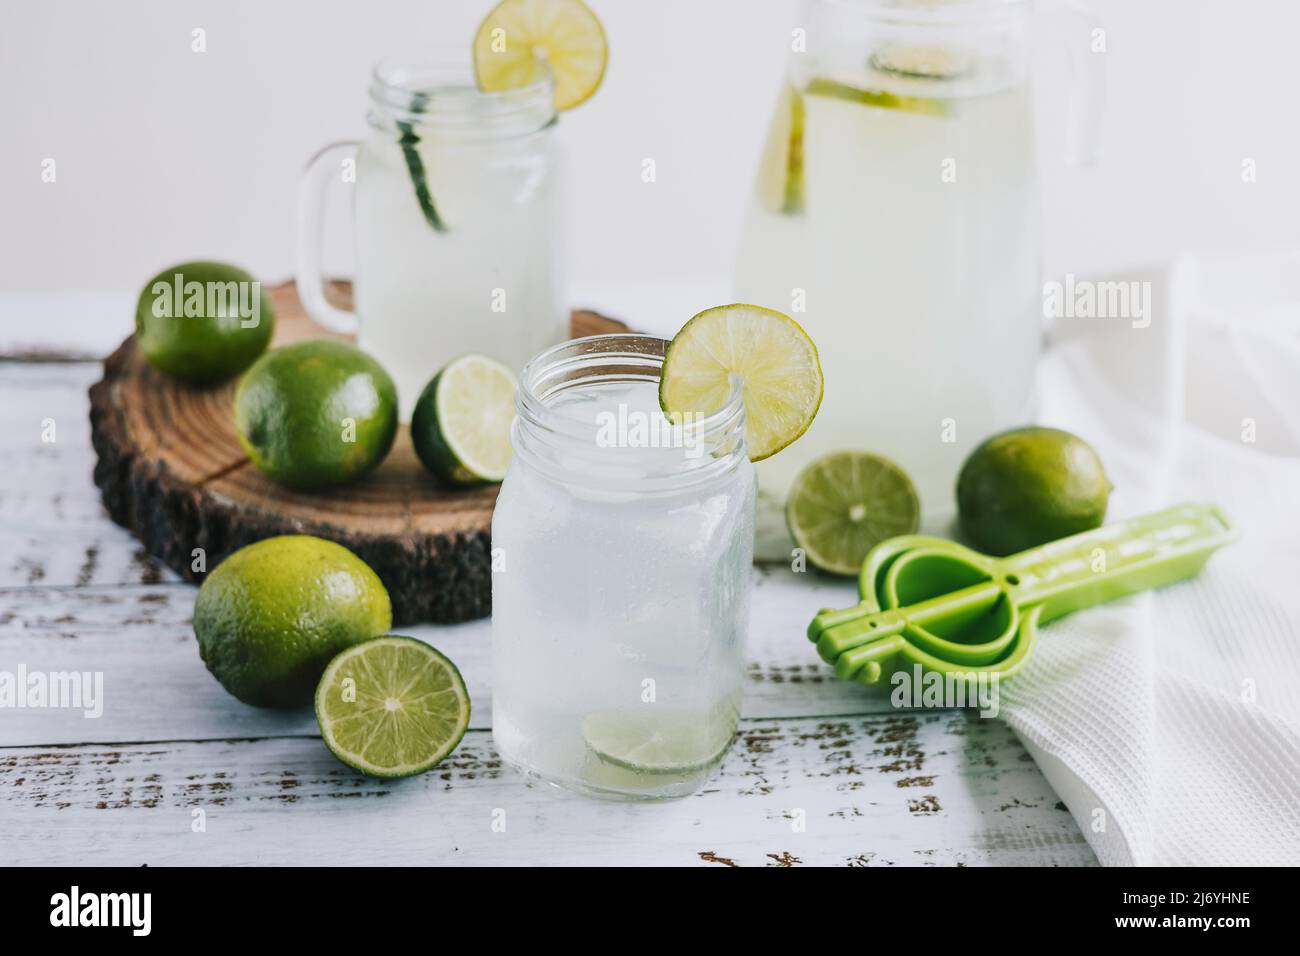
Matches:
[0,354,860,613]
[82,291,634,626]
[0,359,886,747]
[0,568,882,747]
[0,712,1095,866]
[0,361,859,594]
[0,363,176,589]
[0,347,1094,866]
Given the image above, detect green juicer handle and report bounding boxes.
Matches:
[808,503,1237,674]
[997,502,1237,624]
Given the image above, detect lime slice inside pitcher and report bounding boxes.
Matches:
[869,45,972,81]
[756,82,806,214]
[805,76,949,118]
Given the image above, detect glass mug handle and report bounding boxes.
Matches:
[1060,0,1106,167]
[296,141,360,334]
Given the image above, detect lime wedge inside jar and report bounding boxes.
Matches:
[581,703,738,775]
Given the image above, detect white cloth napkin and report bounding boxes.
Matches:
[999,251,1300,866]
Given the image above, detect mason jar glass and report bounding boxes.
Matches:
[491,334,756,800]
[298,53,566,419]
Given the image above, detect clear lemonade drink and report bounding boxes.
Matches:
[492,336,756,799]
[734,0,1041,518]
[356,64,566,417]
[300,57,566,420]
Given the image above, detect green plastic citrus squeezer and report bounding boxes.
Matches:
[808,503,1237,685]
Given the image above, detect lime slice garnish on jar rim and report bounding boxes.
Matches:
[659,304,823,463]
[473,0,609,111]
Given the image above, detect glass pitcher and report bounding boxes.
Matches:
[298,54,567,420]
[734,0,1103,524]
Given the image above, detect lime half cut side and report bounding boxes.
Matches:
[787,451,921,576]
[581,704,738,775]
[659,304,823,462]
[411,353,517,486]
[473,0,608,111]
[315,636,470,778]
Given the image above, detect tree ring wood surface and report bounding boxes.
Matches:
[88,281,626,625]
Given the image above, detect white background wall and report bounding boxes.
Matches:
[2,0,1297,303]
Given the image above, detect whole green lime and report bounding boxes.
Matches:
[234,340,398,490]
[135,261,274,384]
[193,535,392,708]
[957,426,1112,556]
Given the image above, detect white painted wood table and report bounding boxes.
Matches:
[0,308,1096,867]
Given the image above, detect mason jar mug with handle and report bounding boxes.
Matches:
[298,53,567,420]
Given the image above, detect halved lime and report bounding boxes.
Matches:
[581,704,738,775]
[787,451,920,576]
[756,82,805,214]
[473,0,608,111]
[315,636,470,778]
[410,354,517,486]
[659,304,823,462]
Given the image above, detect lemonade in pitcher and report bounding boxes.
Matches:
[735,0,1050,520]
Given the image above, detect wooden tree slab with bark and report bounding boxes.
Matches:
[88,282,623,624]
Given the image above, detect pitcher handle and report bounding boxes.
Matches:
[296,141,360,334]
[1061,0,1106,167]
